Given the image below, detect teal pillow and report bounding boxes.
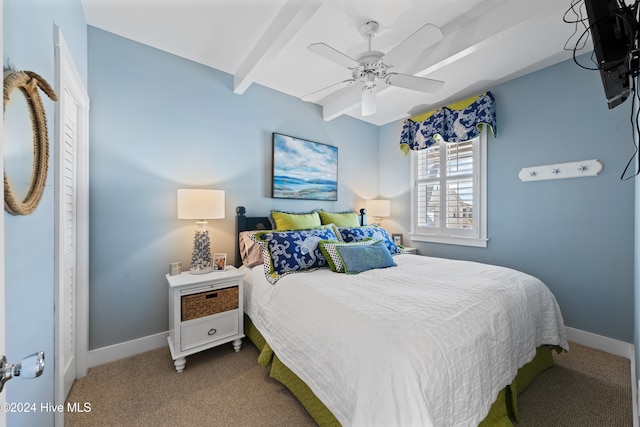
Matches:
[335,240,397,274]
[318,239,375,272]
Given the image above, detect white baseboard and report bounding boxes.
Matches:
[565,326,634,359]
[88,326,634,365]
[87,331,168,368]
[565,327,637,427]
[89,327,634,365]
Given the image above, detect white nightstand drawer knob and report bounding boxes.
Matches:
[207,328,217,336]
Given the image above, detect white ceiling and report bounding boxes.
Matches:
[81,0,585,126]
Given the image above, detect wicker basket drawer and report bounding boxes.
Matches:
[181,311,239,351]
[181,286,238,321]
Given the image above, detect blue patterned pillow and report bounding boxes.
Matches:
[337,225,400,254]
[335,240,397,274]
[251,227,338,284]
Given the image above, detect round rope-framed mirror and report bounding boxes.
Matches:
[3,70,58,215]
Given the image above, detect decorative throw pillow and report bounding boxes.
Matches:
[337,225,400,254]
[270,210,321,230]
[317,210,360,227]
[250,227,338,284]
[239,230,266,268]
[335,240,397,274]
[318,239,376,272]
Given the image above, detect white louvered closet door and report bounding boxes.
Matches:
[54,28,89,427]
[61,95,78,399]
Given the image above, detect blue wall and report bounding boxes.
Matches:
[379,56,635,343]
[88,26,635,349]
[3,0,87,425]
[87,27,380,350]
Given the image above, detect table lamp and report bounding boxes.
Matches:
[365,199,390,225]
[177,189,225,274]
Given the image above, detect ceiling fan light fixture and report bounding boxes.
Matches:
[365,72,376,84]
[362,85,377,116]
[305,20,445,118]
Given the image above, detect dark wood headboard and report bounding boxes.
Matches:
[235,206,270,267]
[235,206,367,267]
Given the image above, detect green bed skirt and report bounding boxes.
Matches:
[244,314,556,426]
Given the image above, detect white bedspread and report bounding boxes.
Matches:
[242,254,568,427]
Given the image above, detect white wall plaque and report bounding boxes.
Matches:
[518,159,603,182]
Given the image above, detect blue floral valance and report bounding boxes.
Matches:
[400,92,496,153]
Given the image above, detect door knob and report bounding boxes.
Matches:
[0,352,45,392]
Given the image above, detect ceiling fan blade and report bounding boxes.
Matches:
[384,24,444,67]
[386,73,444,93]
[308,43,360,68]
[301,79,356,102]
[361,85,377,116]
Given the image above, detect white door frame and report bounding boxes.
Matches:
[0,0,7,425]
[53,25,90,427]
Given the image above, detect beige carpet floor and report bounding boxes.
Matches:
[518,342,632,427]
[65,341,632,426]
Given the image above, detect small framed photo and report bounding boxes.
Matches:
[169,262,182,276]
[213,253,227,271]
[392,233,403,246]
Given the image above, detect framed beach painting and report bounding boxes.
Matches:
[272,133,338,201]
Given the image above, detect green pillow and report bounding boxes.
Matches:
[318,210,360,227]
[271,210,321,230]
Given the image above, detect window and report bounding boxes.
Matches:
[410,129,487,247]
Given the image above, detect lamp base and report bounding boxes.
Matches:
[189,228,213,275]
[190,266,212,275]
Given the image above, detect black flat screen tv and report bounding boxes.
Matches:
[584,0,637,109]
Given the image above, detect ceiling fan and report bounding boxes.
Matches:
[302,20,445,116]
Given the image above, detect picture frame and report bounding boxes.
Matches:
[272,132,338,201]
[169,262,182,276]
[213,253,227,271]
[392,233,403,246]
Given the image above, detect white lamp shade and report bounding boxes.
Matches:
[366,199,390,218]
[177,189,225,220]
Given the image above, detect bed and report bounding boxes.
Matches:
[234,206,568,426]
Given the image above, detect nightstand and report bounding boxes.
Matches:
[166,267,245,372]
[401,246,418,255]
